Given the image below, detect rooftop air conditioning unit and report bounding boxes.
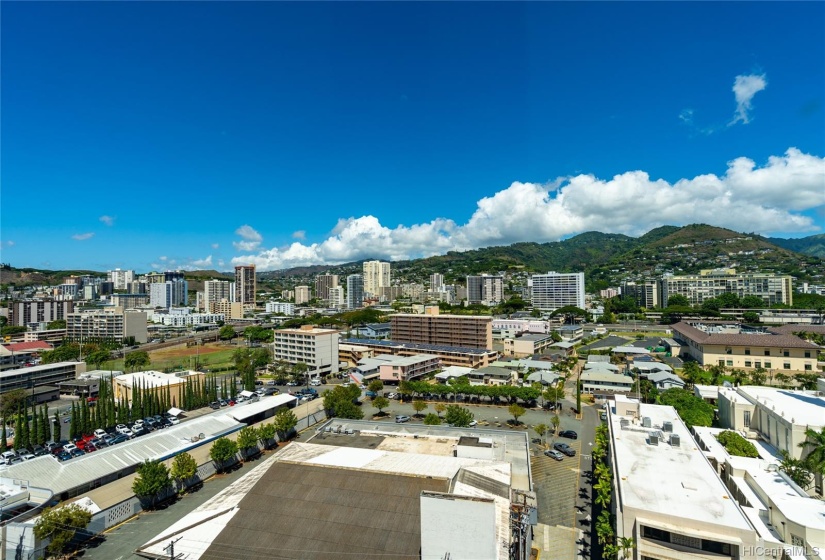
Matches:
[662,421,673,433]
[670,434,680,447]
[648,434,659,446]
[642,417,652,428]
[620,418,630,430]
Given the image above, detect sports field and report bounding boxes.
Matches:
[103,342,240,373]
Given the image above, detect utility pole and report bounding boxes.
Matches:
[163,537,183,560]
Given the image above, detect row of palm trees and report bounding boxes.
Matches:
[592,423,635,560]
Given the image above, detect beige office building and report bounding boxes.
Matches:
[272,325,340,378]
[671,321,819,373]
[661,270,794,307]
[294,285,311,305]
[113,370,205,407]
[210,299,244,320]
[363,260,391,298]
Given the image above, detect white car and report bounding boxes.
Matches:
[309,379,321,386]
[168,417,180,425]
[62,443,78,454]
[94,429,107,439]
[116,426,133,437]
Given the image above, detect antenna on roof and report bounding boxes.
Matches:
[163,537,184,560]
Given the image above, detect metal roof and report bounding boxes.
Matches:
[227,394,297,422]
[343,338,494,355]
[0,415,243,496]
[200,462,448,560]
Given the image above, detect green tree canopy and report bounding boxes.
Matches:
[322,385,364,420]
[716,431,758,458]
[509,403,526,424]
[236,427,260,459]
[210,437,239,471]
[423,413,442,425]
[412,399,427,416]
[33,504,92,557]
[372,396,390,414]
[444,405,474,427]
[132,460,172,508]
[367,379,384,394]
[272,408,299,440]
[667,294,690,307]
[170,452,198,487]
[124,350,150,372]
[258,422,277,448]
[219,325,236,341]
[779,450,813,489]
[46,319,66,330]
[659,388,714,428]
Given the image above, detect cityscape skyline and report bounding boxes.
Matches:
[2,2,824,272]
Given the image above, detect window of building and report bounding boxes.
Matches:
[744,361,752,368]
[805,364,812,371]
[725,347,732,355]
[783,363,791,370]
[764,349,770,356]
[783,350,789,357]
[743,410,750,428]
[754,361,761,368]
[744,348,751,355]
[726,360,733,367]
[718,359,725,367]
[791,535,805,548]
[765,361,771,368]
[804,351,811,358]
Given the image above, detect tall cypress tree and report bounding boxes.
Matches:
[43,405,51,443]
[69,403,77,440]
[0,419,7,453]
[53,410,61,442]
[31,404,40,446]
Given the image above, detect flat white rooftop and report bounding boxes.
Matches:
[736,386,825,427]
[115,370,200,388]
[610,403,754,531]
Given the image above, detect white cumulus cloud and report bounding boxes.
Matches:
[99,215,115,226]
[188,255,213,268]
[233,225,263,251]
[292,230,306,240]
[731,73,767,125]
[231,148,825,271]
[72,233,94,241]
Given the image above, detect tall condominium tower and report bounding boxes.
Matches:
[466,274,504,305]
[430,273,444,292]
[362,260,391,298]
[347,274,364,310]
[530,272,585,311]
[314,274,339,301]
[234,265,256,308]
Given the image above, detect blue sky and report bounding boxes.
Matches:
[2,2,824,272]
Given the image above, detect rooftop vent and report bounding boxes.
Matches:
[620,418,630,430]
[642,416,652,428]
[648,434,659,446]
[662,421,673,433]
[670,434,681,447]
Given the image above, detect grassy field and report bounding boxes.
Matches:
[100,342,240,374]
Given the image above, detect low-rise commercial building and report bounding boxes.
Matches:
[672,321,819,372]
[342,338,498,369]
[580,370,633,394]
[378,354,440,384]
[0,361,86,394]
[607,396,762,559]
[113,370,205,407]
[502,333,554,357]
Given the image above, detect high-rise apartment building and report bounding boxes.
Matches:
[202,280,232,311]
[530,271,585,311]
[363,261,391,298]
[390,312,493,350]
[66,309,148,343]
[107,268,135,290]
[621,280,660,309]
[210,299,243,320]
[314,274,339,302]
[8,300,76,327]
[294,285,311,305]
[150,282,173,309]
[328,286,345,309]
[234,265,256,308]
[661,270,793,307]
[466,275,504,305]
[346,274,364,310]
[430,273,444,292]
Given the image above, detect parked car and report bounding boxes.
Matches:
[21,453,36,461]
[469,420,478,427]
[116,426,133,437]
[56,451,72,462]
[395,415,411,423]
[544,449,564,461]
[286,381,298,387]
[219,399,228,407]
[70,448,86,458]
[531,438,542,444]
[33,445,47,457]
[559,430,578,440]
[94,428,107,439]
[169,416,180,425]
[309,379,321,386]
[553,442,576,457]
[62,443,78,454]
[109,434,130,445]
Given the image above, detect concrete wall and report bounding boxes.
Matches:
[420,493,497,560]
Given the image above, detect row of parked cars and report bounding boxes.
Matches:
[0,413,182,466]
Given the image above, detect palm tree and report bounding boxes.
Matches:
[617,537,636,560]
[799,426,825,476]
[595,511,613,546]
[730,369,748,387]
